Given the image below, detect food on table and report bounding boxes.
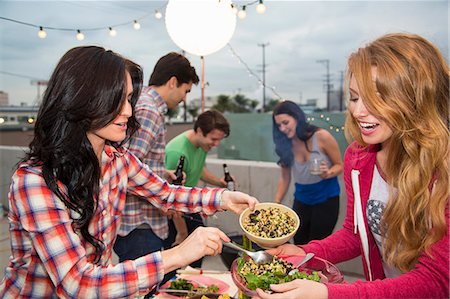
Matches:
[167,278,219,297]
[242,207,297,238]
[237,256,320,291]
[200,295,230,299]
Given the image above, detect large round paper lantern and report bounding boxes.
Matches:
[165,0,237,56]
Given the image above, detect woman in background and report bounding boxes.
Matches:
[258,33,449,298]
[272,100,343,244]
[0,46,258,298]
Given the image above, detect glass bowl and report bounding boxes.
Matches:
[230,255,344,297]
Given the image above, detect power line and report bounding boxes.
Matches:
[227,43,284,102]
[0,70,42,81]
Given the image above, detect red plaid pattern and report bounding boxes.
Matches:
[0,145,223,298]
[119,87,170,238]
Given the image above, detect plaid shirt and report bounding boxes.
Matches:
[0,145,223,298]
[119,87,170,238]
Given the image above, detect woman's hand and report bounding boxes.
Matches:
[220,191,258,214]
[319,160,331,179]
[265,243,305,256]
[161,227,230,273]
[254,279,328,299]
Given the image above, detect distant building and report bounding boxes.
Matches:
[329,90,345,111]
[300,99,318,114]
[190,95,217,110]
[0,91,9,106]
[0,105,39,129]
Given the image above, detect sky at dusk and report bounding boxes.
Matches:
[0,0,448,109]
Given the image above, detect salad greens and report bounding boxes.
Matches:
[237,257,320,291]
[168,278,219,297]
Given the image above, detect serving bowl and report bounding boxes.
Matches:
[239,203,300,248]
[230,255,344,297]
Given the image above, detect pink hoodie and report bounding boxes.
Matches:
[302,142,449,298]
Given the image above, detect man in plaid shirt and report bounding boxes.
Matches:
[114,52,200,264]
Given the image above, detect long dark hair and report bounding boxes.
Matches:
[23,46,143,262]
[272,100,319,167]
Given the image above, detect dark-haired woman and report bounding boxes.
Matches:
[272,101,343,244]
[0,46,258,298]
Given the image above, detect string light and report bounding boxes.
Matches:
[109,27,117,37]
[237,6,247,19]
[256,0,266,14]
[0,10,154,41]
[37,26,47,39]
[307,115,345,134]
[76,30,84,41]
[133,20,141,30]
[232,0,268,17]
[154,9,163,19]
[1,1,269,41]
[231,4,238,15]
[227,43,284,101]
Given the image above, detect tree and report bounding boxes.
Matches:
[187,103,200,121]
[265,99,281,112]
[166,107,179,123]
[212,94,259,113]
[212,94,233,112]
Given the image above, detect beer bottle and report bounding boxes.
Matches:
[223,163,235,191]
[173,155,185,185]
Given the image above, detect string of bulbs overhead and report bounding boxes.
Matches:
[0,0,266,41]
[227,43,284,101]
[227,43,345,133]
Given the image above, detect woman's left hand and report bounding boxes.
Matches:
[253,279,328,299]
[319,161,331,179]
[220,191,258,214]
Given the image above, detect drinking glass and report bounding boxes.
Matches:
[309,157,322,175]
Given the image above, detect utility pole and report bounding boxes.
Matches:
[30,80,48,104]
[316,59,331,111]
[258,42,269,112]
[339,70,344,111]
[181,49,187,121]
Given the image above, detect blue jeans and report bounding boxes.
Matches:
[113,227,176,296]
[114,228,164,262]
[165,213,204,268]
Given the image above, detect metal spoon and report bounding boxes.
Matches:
[288,252,315,275]
[223,241,274,265]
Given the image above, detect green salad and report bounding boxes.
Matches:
[168,278,219,297]
[237,256,320,291]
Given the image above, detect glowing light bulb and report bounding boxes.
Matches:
[165,0,236,56]
[237,6,246,19]
[109,27,117,37]
[38,27,47,39]
[76,30,85,41]
[256,1,266,14]
[231,4,238,15]
[154,10,162,19]
[133,20,141,30]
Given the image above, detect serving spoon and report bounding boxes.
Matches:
[288,252,315,275]
[223,241,274,265]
